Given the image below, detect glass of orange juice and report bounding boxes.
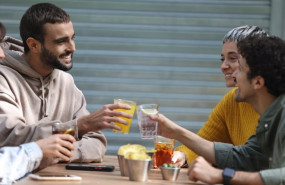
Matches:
[153,136,175,168]
[113,99,136,134]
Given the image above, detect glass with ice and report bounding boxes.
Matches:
[136,104,159,139]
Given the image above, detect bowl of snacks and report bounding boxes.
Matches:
[160,163,180,181]
[125,151,152,182]
[117,144,149,177]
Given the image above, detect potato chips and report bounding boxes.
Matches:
[125,151,151,160]
[118,144,151,160]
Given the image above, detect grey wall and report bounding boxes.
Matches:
[270,0,285,39]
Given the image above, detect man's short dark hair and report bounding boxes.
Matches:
[238,36,285,97]
[20,3,70,53]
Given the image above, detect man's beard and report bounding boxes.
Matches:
[40,46,73,71]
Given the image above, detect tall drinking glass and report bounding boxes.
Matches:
[136,104,159,139]
[153,136,175,168]
[113,99,136,134]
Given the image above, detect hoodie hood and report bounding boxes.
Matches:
[0,36,24,53]
[0,49,59,118]
[0,36,42,79]
[1,50,45,79]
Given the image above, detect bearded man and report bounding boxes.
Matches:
[0,3,132,168]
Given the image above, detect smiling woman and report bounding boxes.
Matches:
[220,41,240,87]
[174,25,269,166]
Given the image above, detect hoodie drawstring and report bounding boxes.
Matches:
[40,78,48,118]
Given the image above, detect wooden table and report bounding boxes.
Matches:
[15,155,207,185]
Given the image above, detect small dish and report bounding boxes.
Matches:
[160,167,180,181]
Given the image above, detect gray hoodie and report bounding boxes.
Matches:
[0,46,107,167]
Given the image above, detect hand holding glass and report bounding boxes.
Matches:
[113,99,136,134]
[51,122,76,161]
[136,104,159,139]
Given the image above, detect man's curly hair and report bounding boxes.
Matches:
[237,36,285,97]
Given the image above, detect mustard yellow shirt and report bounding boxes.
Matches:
[176,88,260,164]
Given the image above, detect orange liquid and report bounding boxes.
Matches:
[113,102,136,134]
[153,142,174,168]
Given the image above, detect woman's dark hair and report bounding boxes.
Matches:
[238,36,285,97]
[20,3,70,53]
[0,22,6,43]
